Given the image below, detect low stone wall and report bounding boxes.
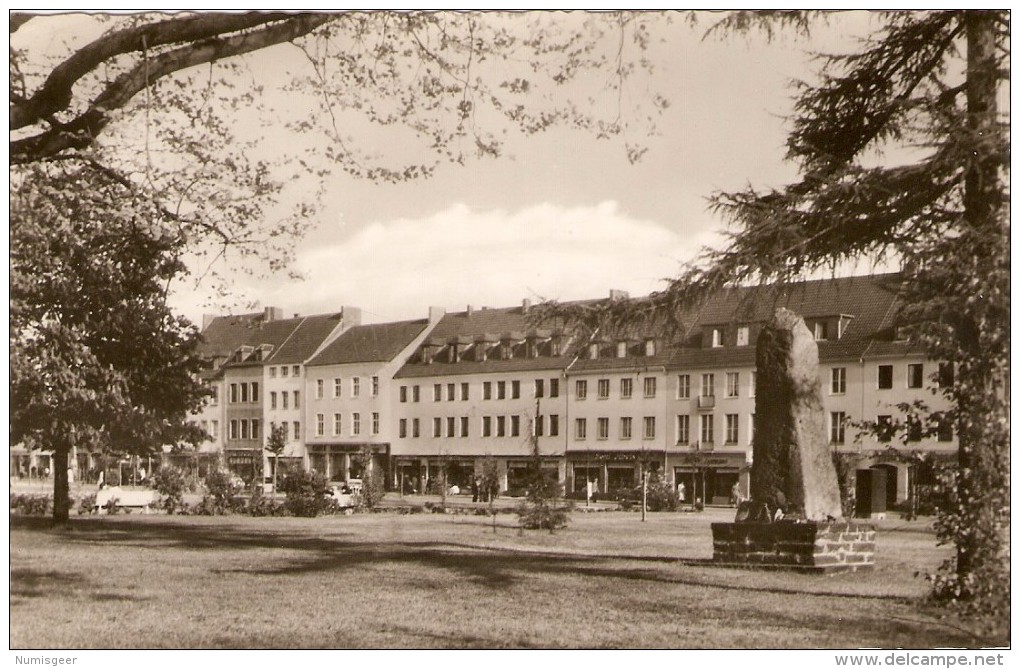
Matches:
[711,521,875,573]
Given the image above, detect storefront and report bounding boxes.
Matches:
[567,453,665,496]
[672,451,748,506]
[307,443,388,484]
[225,449,262,483]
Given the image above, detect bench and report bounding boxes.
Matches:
[94,487,158,514]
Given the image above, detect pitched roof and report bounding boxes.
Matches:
[196,313,263,359]
[267,313,345,365]
[668,272,908,369]
[307,319,430,366]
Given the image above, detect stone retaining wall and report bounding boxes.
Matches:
[711,521,875,573]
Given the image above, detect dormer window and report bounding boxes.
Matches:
[616,341,627,358]
[589,343,600,360]
[813,321,829,341]
[644,339,656,357]
[711,328,723,348]
[502,341,513,360]
[736,326,749,347]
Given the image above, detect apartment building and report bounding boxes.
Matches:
[303,313,440,485]
[391,301,573,493]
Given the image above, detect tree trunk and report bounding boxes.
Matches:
[956,10,1003,595]
[52,447,70,523]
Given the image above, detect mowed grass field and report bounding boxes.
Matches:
[10,508,1003,649]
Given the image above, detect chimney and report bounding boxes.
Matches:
[609,289,629,302]
[428,306,445,324]
[341,306,363,327]
[201,314,217,332]
[522,298,531,314]
[263,306,283,321]
[467,305,474,318]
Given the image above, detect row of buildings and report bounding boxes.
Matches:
[181,272,954,507]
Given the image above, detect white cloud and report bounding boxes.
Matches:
[227,201,718,323]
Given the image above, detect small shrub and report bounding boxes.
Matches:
[9,494,53,516]
[203,469,245,514]
[152,465,187,514]
[278,470,333,517]
[246,486,284,517]
[77,493,97,515]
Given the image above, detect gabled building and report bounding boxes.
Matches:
[304,311,440,486]
[392,300,576,494]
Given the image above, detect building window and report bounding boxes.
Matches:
[399,419,408,438]
[497,381,506,400]
[725,414,739,444]
[598,379,610,399]
[510,415,520,437]
[711,327,723,348]
[617,341,628,358]
[446,383,455,401]
[576,380,587,400]
[209,386,219,406]
[736,326,749,347]
[676,415,690,444]
[829,412,846,444]
[549,414,559,437]
[749,370,757,398]
[483,416,492,437]
[700,414,714,444]
[372,412,379,435]
[644,377,657,398]
[483,382,492,400]
[211,420,219,439]
[240,383,249,403]
[352,377,361,397]
[534,415,544,437]
[907,363,924,389]
[293,421,300,440]
[293,391,300,409]
[831,367,846,395]
[412,418,420,438]
[597,417,609,440]
[281,391,288,410]
[813,321,829,341]
[269,367,277,378]
[643,416,656,439]
[535,379,545,398]
[645,339,656,356]
[317,379,324,399]
[316,414,324,437]
[251,420,260,440]
[333,413,342,436]
[620,417,632,440]
[937,414,954,442]
[447,416,456,438]
[725,372,739,398]
[549,378,560,398]
[433,417,442,438]
[413,385,420,403]
[372,376,379,396]
[399,385,407,403]
[511,380,520,399]
[229,419,238,440]
[461,382,469,401]
[433,384,442,402]
[878,365,894,389]
[938,362,955,388]
[251,383,259,402]
[270,391,277,410]
[620,378,633,399]
[292,365,299,376]
[497,416,506,437]
[677,375,690,400]
[877,415,893,442]
[701,373,714,397]
[334,378,342,398]
[281,366,289,378]
[575,418,587,440]
[460,416,469,437]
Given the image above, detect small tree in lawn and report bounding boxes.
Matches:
[265,424,287,494]
[516,423,571,533]
[480,455,501,533]
[355,446,385,510]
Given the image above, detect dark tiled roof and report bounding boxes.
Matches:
[307,319,431,366]
[668,273,906,369]
[196,313,263,359]
[268,313,345,364]
[218,317,308,370]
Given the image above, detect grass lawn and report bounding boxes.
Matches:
[9,507,1005,649]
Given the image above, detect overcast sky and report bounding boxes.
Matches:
[18,11,893,325]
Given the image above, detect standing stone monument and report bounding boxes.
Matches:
[710,308,875,572]
[751,307,842,520]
